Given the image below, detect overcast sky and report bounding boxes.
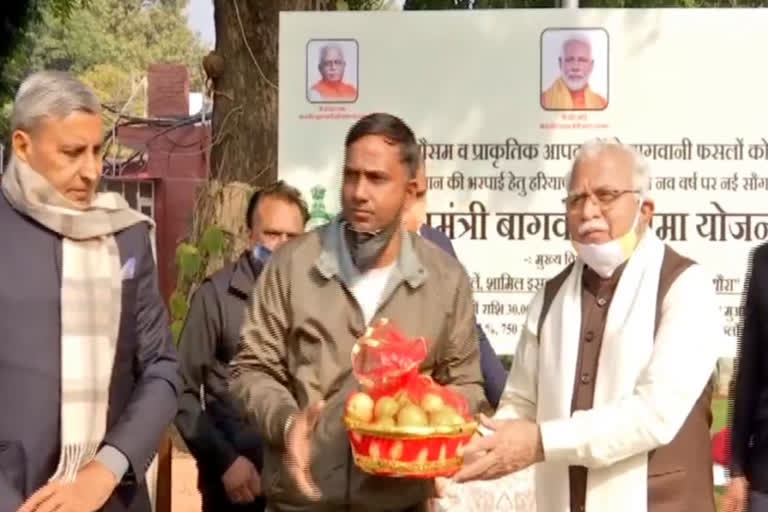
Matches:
[186,0,215,47]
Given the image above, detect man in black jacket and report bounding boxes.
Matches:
[726,243,768,512]
[175,181,309,512]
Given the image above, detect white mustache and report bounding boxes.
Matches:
[578,219,609,235]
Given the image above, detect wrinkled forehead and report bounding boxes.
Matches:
[563,39,592,59]
[27,110,103,143]
[569,148,634,192]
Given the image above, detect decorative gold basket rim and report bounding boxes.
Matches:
[344,416,477,439]
[352,452,464,476]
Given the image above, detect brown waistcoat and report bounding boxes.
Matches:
[538,245,715,512]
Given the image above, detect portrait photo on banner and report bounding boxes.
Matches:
[540,27,609,112]
[306,38,359,104]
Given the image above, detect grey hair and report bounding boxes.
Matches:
[319,43,345,64]
[10,70,101,134]
[561,34,593,59]
[565,139,651,198]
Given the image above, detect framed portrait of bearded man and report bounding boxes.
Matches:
[540,28,609,111]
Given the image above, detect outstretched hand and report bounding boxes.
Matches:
[284,401,326,500]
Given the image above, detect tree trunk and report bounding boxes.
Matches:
[210,0,336,186]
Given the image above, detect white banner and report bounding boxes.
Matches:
[278,9,768,357]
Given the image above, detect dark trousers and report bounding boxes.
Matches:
[752,491,768,512]
[199,476,267,512]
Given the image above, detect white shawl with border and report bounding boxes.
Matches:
[535,230,665,512]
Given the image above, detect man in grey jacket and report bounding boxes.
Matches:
[230,113,486,512]
[402,159,508,408]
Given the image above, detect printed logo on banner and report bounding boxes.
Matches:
[306,38,360,104]
[540,27,610,112]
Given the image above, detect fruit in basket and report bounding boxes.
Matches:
[393,389,411,406]
[396,403,429,427]
[373,416,396,428]
[374,396,400,420]
[347,392,375,423]
[420,392,445,414]
[429,406,465,427]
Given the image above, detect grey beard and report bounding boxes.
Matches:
[343,218,400,272]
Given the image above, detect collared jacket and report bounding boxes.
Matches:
[230,218,486,512]
[176,251,265,479]
[0,192,179,512]
[731,243,768,492]
[418,223,508,407]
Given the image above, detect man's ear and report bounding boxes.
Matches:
[11,130,33,165]
[406,175,418,194]
[405,176,419,203]
[640,198,655,224]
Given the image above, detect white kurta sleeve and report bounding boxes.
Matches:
[493,289,544,422]
[539,264,724,468]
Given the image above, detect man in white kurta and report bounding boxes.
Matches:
[453,140,724,512]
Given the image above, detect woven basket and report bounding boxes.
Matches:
[343,416,477,478]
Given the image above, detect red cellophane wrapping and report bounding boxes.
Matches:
[343,318,477,479]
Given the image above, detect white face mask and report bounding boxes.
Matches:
[572,209,642,279]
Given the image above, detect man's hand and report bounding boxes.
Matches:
[722,475,749,512]
[452,414,543,483]
[221,456,262,504]
[17,460,118,512]
[284,401,325,501]
[433,477,450,499]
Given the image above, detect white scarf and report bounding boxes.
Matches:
[535,230,665,512]
[2,156,152,482]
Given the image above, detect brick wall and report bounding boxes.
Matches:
[147,64,190,118]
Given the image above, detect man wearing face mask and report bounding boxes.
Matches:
[175,181,309,512]
[229,113,486,512]
[453,140,724,512]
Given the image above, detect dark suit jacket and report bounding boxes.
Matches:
[0,193,179,512]
[419,224,508,407]
[175,252,265,484]
[731,243,768,491]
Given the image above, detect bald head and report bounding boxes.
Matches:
[318,44,346,83]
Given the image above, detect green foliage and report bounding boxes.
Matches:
[405,0,766,7]
[176,243,202,281]
[199,226,227,257]
[25,0,207,89]
[343,0,389,8]
[170,319,185,344]
[45,0,91,19]
[0,0,208,143]
[170,226,230,345]
[403,0,470,7]
[169,290,189,319]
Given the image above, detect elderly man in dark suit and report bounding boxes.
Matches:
[402,159,508,408]
[0,70,178,512]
